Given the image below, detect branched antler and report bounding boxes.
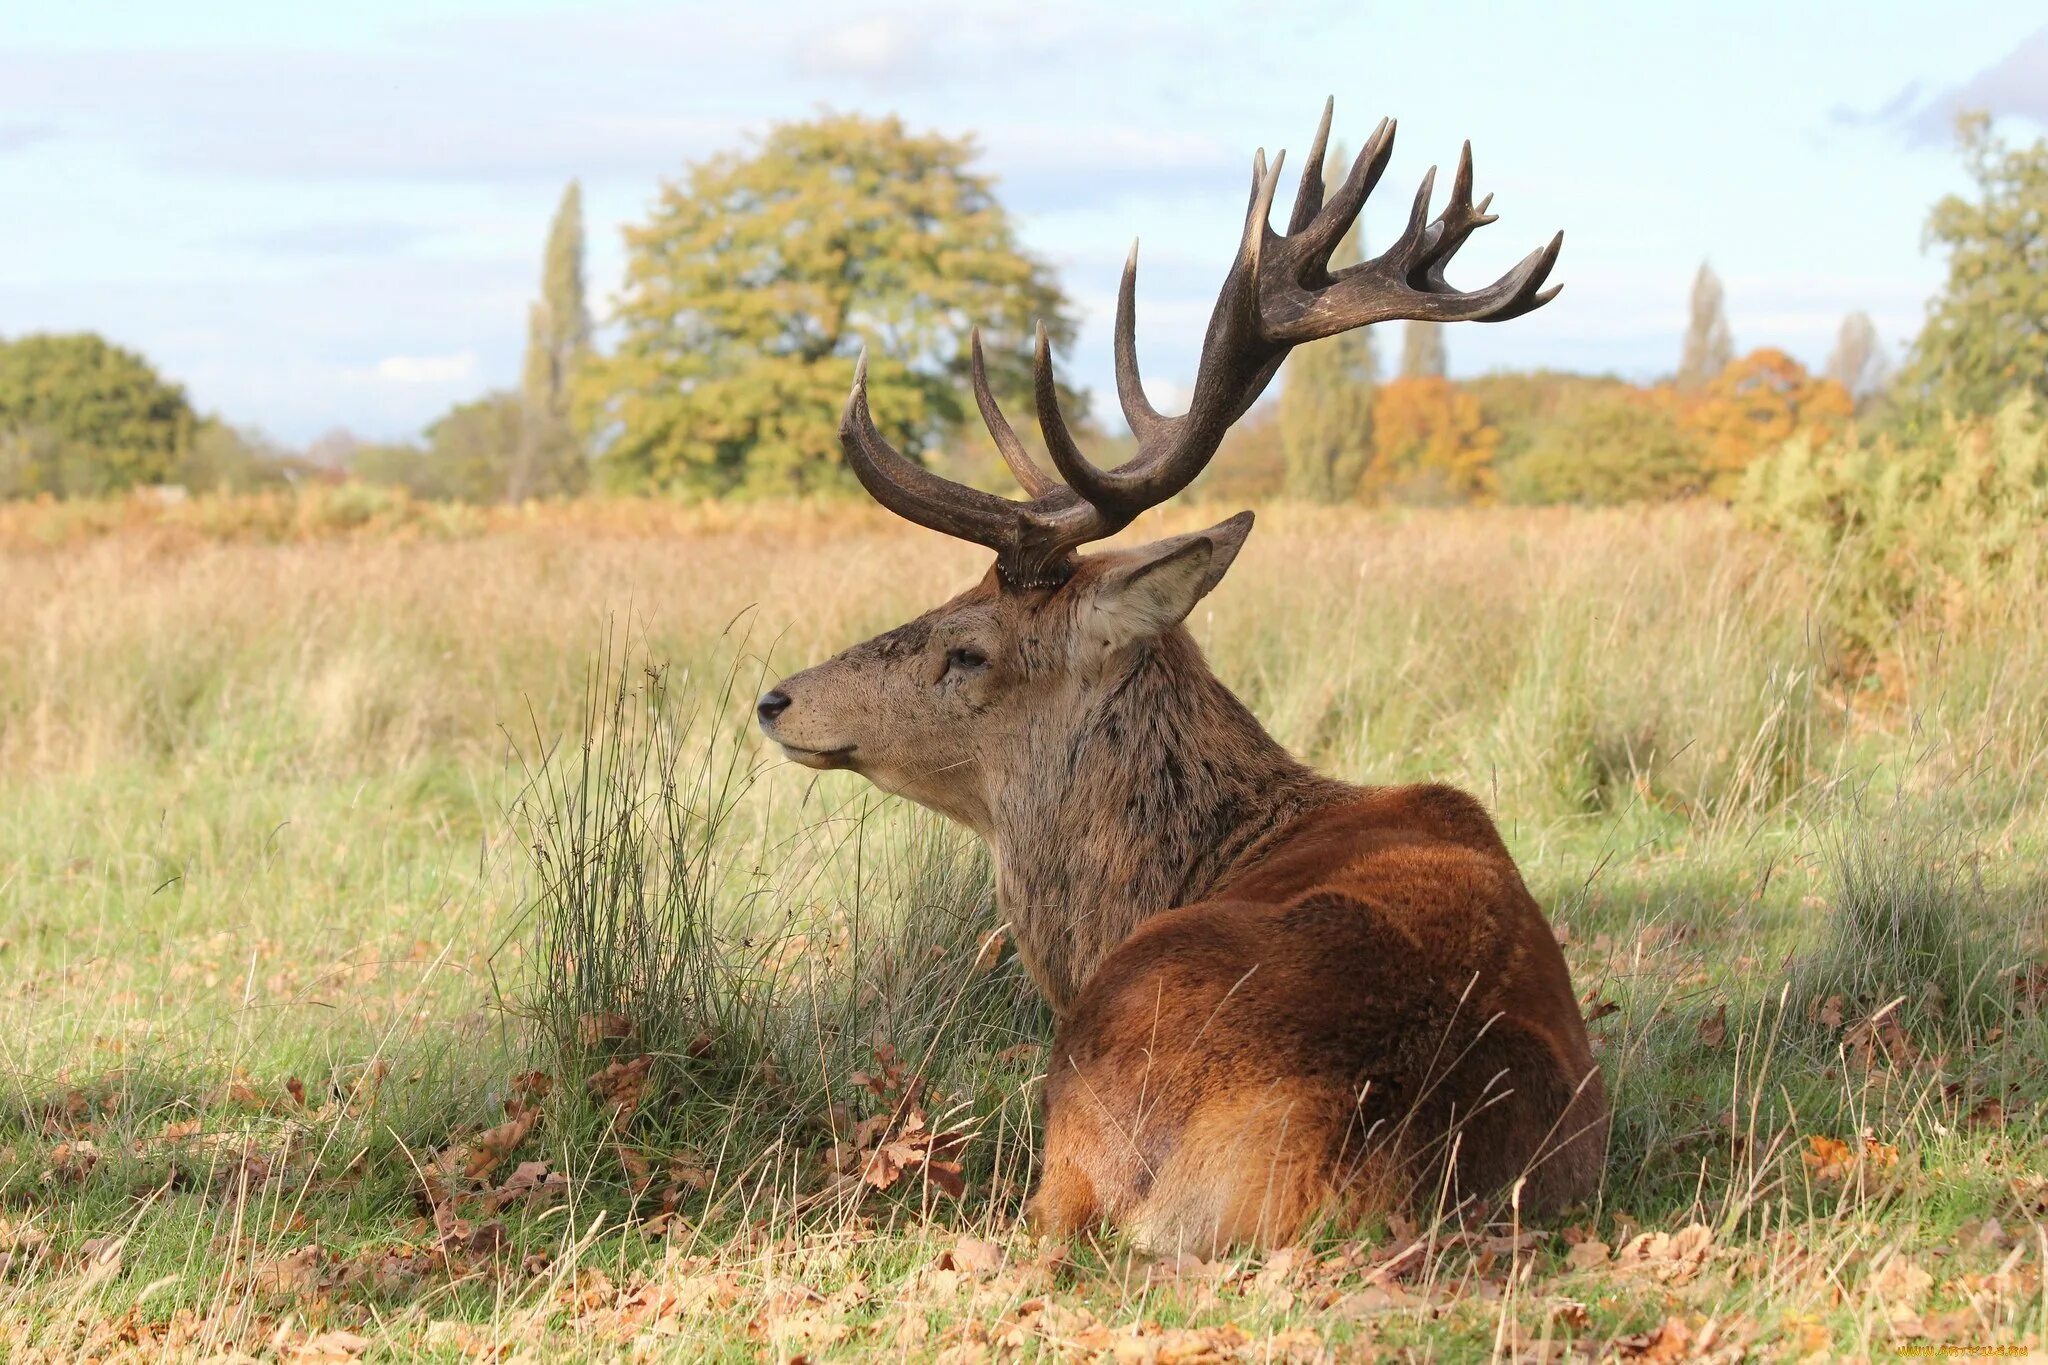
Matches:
[840,99,1562,588]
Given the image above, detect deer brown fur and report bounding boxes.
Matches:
[757,102,1607,1252]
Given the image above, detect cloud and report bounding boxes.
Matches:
[788,16,934,87]
[1833,26,2048,144]
[0,121,55,155]
[231,220,433,256]
[368,351,478,385]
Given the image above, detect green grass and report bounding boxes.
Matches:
[2,499,2045,1359]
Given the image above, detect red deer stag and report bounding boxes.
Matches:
[757,102,1607,1253]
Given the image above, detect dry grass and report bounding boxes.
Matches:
[1,495,2045,1360]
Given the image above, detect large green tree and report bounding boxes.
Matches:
[515,180,592,499]
[581,113,1074,496]
[1898,114,2048,416]
[1277,145,1376,502]
[0,333,195,496]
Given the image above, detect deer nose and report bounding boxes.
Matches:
[756,689,792,724]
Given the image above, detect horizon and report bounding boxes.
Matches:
[3,0,2044,446]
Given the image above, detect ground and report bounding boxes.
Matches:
[1,494,2044,1361]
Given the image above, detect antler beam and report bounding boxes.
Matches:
[839,99,1563,588]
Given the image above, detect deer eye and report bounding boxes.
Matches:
[945,646,989,674]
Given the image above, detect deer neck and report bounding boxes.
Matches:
[985,628,1349,1016]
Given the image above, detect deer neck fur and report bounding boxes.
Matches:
[983,626,1351,1016]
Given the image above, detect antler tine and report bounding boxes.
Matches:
[1113,240,1166,445]
[838,350,1022,550]
[969,328,1058,499]
[1287,97,1336,236]
[1033,322,1133,513]
[1289,116,1396,268]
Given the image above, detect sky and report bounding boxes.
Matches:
[2,0,2045,445]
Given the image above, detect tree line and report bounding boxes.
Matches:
[2,111,2041,506]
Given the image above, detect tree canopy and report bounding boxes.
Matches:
[1897,114,2048,417]
[581,113,1074,497]
[0,333,196,496]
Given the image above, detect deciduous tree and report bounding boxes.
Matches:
[1897,114,2048,416]
[581,113,1073,496]
[1366,376,1499,504]
[0,333,195,496]
[1676,347,1851,494]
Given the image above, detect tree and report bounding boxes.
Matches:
[350,393,525,502]
[1674,347,1852,494]
[1398,321,1446,379]
[0,333,195,496]
[1824,311,1891,406]
[1897,114,2048,416]
[514,181,592,499]
[1675,262,1734,392]
[1277,144,1375,502]
[1365,377,1499,504]
[581,113,1074,496]
[1499,388,1706,505]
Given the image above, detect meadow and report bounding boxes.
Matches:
[2,493,2045,1361]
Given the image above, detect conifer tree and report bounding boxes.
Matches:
[514,181,592,498]
[1398,320,1446,379]
[1277,145,1376,502]
[1676,262,1734,391]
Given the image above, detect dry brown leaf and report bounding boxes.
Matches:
[461,1107,537,1179]
[1615,1224,1713,1283]
[290,1330,372,1363]
[1871,1253,1934,1306]
[1801,1134,1855,1182]
[939,1235,1003,1276]
[1696,1002,1727,1049]
[587,1055,654,1125]
[1565,1238,1612,1270]
[1613,1316,1694,1362]
[577,1012,635,1045]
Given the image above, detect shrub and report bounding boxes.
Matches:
[1499,387,1707,505]
[1739,396,2048,659]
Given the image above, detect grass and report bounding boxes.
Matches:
[1,495,2044,1360]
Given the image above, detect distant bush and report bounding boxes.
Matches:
[1739,396,2048,658]
[1498,387,1707,506]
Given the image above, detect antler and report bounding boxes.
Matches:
[840,99,1563,589]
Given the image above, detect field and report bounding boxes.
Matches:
[2,495,2046,1361]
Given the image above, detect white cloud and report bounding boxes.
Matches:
[370,351,477,385]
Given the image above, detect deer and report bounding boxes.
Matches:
[755,101,1607,1254]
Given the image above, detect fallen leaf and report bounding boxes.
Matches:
[587,1055,654,1125]
[462,1107,538,1179]
[1565,1239,1612,1270]
[1615,1224,1713,1283]
[291,1330,372,1363]
[1696,1002,1727,1049]
[939,1236,1003,1276]
[577,1012,635,1045]
[1871,1254,1933,1306]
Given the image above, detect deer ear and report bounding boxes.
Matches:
[1081,511,1254,651]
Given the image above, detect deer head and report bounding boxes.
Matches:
[758,103,1560,992]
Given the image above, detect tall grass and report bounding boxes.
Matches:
[3,495,2045,1356]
